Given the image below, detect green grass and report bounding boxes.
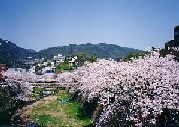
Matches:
[32,114,59,126]
[29,87,45,100]
[57,90,71,99]
[33,87,45,94]
[28,94,41,100]
[29,90,92,127]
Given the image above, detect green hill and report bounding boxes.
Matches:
[37,43,142,59]
[0,38,142,68]
[0,38,34,67]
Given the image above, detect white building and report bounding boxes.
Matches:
[54,54,65,64]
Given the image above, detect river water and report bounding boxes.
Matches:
[0,123,39,127]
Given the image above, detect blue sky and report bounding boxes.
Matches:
[0,0,179,51]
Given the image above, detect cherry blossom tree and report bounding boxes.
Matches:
[56,51,179,126]
[2,69,36,101]
[3,51,179,126]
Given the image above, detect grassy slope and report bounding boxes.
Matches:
[21,90,92,127]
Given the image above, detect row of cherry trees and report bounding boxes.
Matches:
[3,51,179,126]
[56,52,179,126]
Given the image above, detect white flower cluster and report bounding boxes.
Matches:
[56,52,179,126]
[3,69,37,82]
[2,69,35,101]
[2,69,58,101]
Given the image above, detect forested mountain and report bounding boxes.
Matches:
[0,38,142,67]
[37,43,142,59]
[0,38,34,67]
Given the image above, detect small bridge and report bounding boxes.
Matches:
[4,79,80,88]
[29,82,79,87]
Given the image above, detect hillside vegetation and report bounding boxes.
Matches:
[0,38,142,68]
[37,43,141,59]
[0,38,34,67]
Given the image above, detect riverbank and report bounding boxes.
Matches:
[16,89,93,127]
[0,82,25,126]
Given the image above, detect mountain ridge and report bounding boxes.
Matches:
[0,38,142,67]
[0,38,34,67]
[37,43,142,59]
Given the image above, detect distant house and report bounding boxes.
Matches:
[51,61,55,67]
[69,56,77,66]
[0,64,7,79]
[0,64,7,71]
[43,62,48,66]
[54,54,65,64]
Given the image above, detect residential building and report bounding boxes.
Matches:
[165,25,179,55]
